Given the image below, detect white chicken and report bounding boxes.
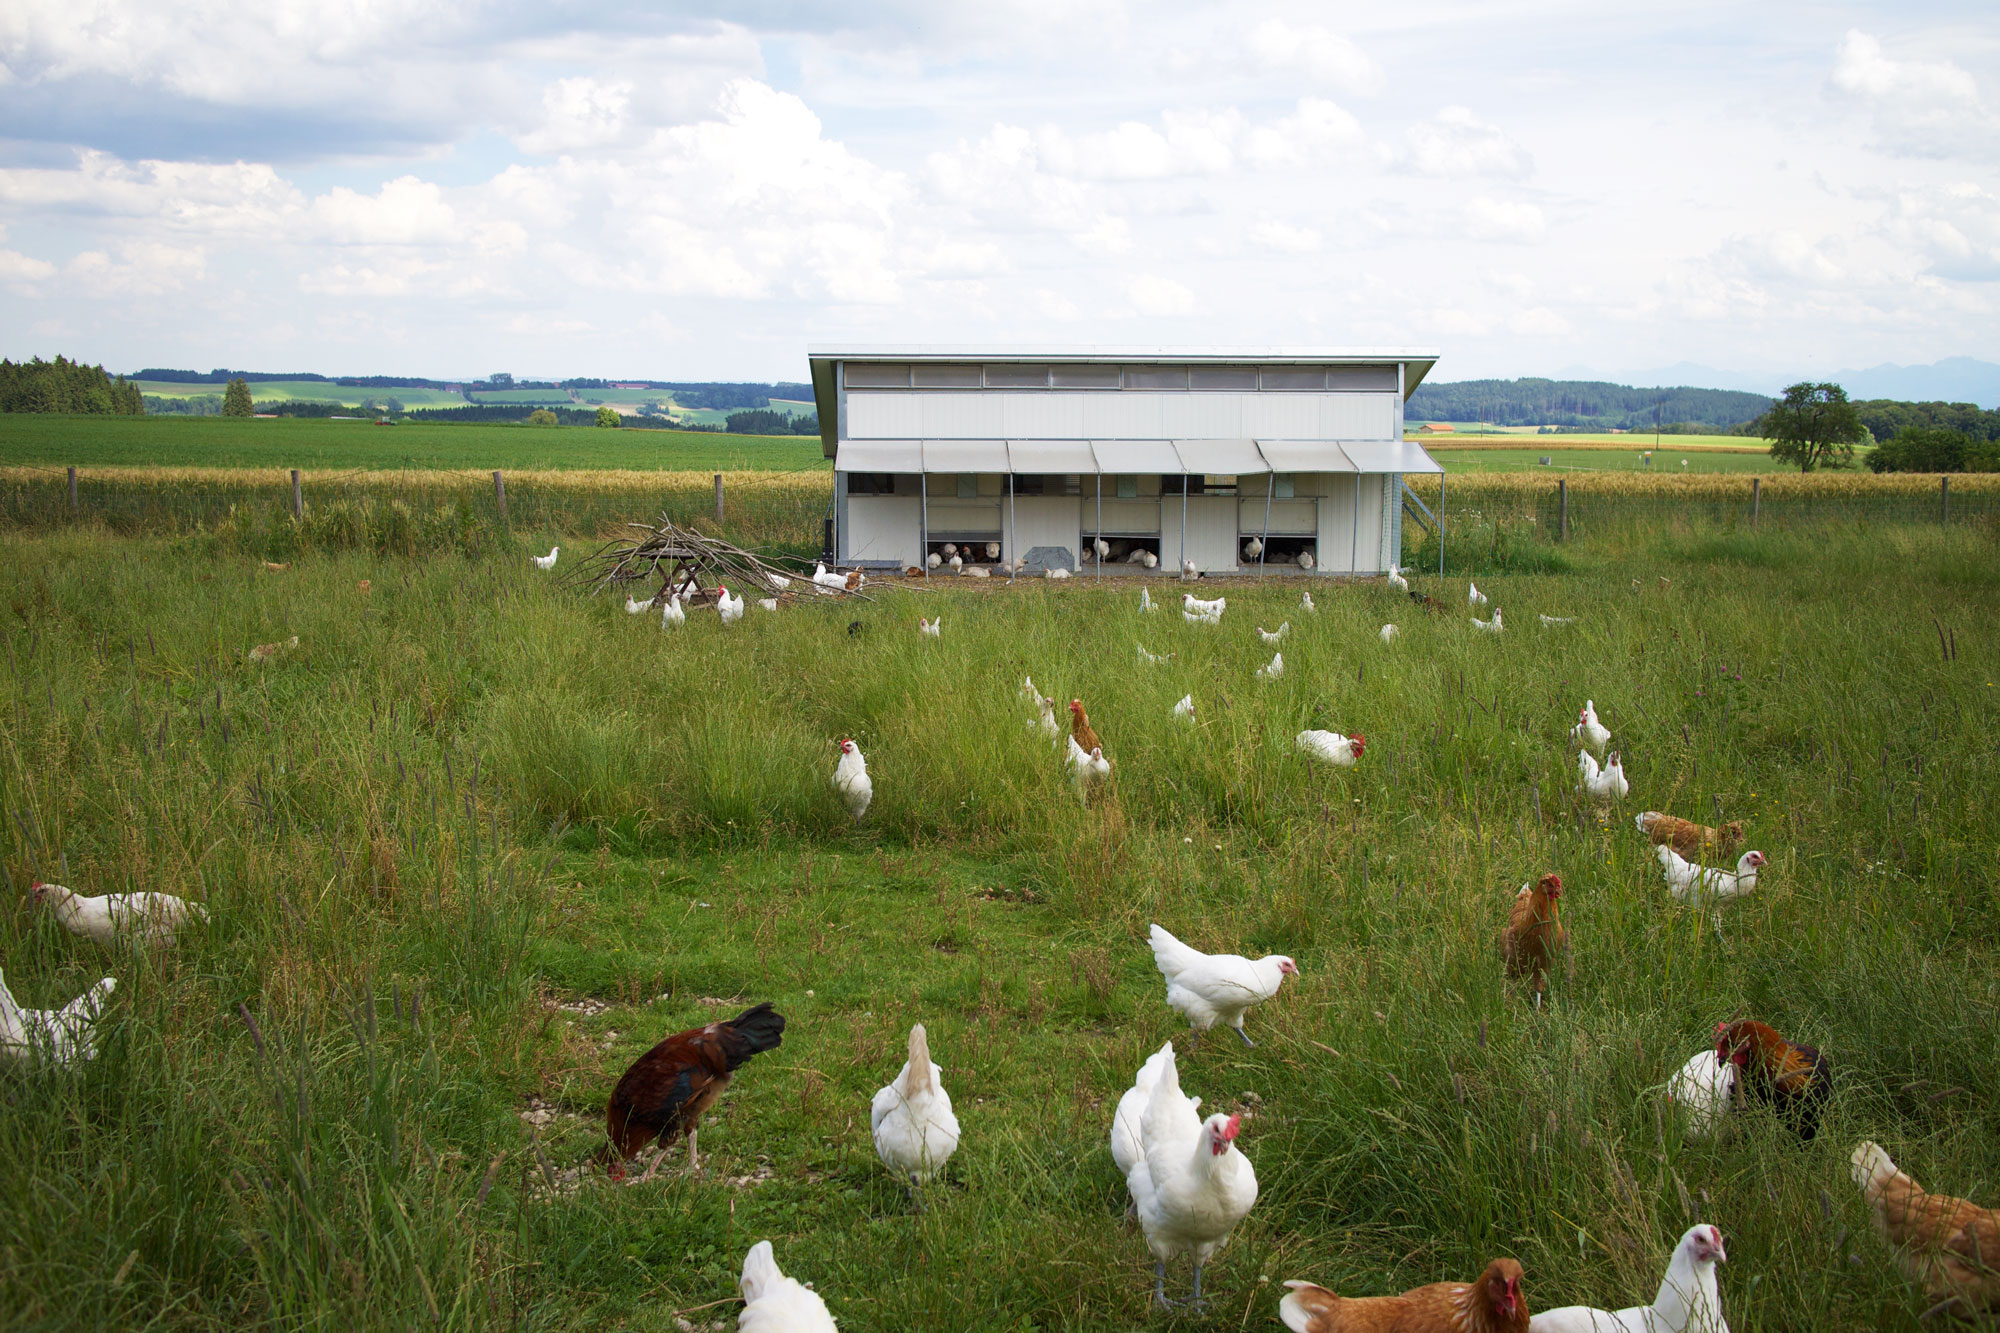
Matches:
[1658,847,1766,905]
[1529,1224,1730,1333]
[1182,607,1222,627]
[1148,924,1297,1048]
[1472,608,1504,634]
[1031,698,1062,743]
[0,969,116,1068]
[833,739,872,821]
[811,563,849,592]
[1124,1043,1259,1310]
[1140,586,1156,613]
[1295,550,1315,570]
[1300,591,1316,613]
[1571,699,1610,751]
[1664,1049,1737,1140]
[1181,558,1199,581]
[1019,675,1042,703]
[1094,537,1111,560]
[1539,613,1576,626]
[926,552,942,569]
[871,1023,960,1201]
[1172,694,1195,722]
[31,882,207,947]
[532,545,559,571]
[1379,623,1399,644]
[1112,1041,1198,1181]
[1066,735,1111,800]
[1139,550,1159,569]
[661,594,686,630]
[964,565,990,578]
[765,573,791,592]
[1137,644,1168,664]
[984,542,1000,559]
[1256,652,1284,680]
[941,543,958,559]
[919,616,941,638]
[757,598,778,612]
[1183,593,1225,617]
[1046,566,1070,580]
[1241,536,1264,562]
[738,1241,838,1333]
[1128,548,1151,565]
[1257,622,1290,645]
[716,586,745,625]
[624,593,653,615]
[1469,580,1488,606]
[948,554,963,573]
[1386,566,1408,591]
[1296,730,1366,768]
[1577,749,1630,801]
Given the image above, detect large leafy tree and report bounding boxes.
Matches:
[1757,382,1866,473]
[595,405,621,428]
[221,376,254,417]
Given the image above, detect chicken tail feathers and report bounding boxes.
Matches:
[1852,1140,1899,1196]
[904,1024,935,1095]
[1148,923,1199,978]
[1277,1281,1339,1332]
[739,1240,782,1304]
[721,1002,787,1067]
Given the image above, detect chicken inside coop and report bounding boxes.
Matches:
[925,537,1002,572]
[1250,536,1317,570]
[1082,535,1161,569]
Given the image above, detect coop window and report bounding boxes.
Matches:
[844,364,910,388]
[984,365,1050,388]
[956,474,980,498]
[1189,366,1258,390]
[1273,474,1296,499]
[847,472,896,495]
[1260,367,1327,391]
[1204,475,1240,495]
[1124,366,1189,390]
[912,363,982,388]
[1116,475,1138,499]
[1160,474,1205,495]
[1053,365,1121,389]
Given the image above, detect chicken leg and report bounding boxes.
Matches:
[1231,1024,1256,1049]
[1153,1261,1174,1309]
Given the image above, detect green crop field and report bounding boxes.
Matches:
[467,389,578,406]
[1427,447,1781,475]
[135,381,471,410]
[0,414,829,473]
[0,505,1994,1329]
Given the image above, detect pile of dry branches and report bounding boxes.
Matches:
[565,516,868,605]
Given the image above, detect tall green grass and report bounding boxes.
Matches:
[0,518,1995,1329]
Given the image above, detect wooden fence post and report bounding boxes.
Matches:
[493,470,507,525]
[1557,478,1568,542]
[290,469,302,518]
[1751,477,1761,526]
[67,466,78,515]
[1941,475,1950,524]
[714,473,724,524]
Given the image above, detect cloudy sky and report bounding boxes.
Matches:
[1,1,1995,384]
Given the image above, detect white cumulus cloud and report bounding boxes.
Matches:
[1400,107,1532,178]
[1244,20,1385,97]
[1126,273,1195,316]
[1830,29,1996,159]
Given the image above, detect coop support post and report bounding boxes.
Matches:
[493,470,507,525]
[1007,473,1017,580]
[714,473,724,524]
[68,466,78,515]
[1094,471,1102,582]
[920,471,929,572]
[1942,475,1950,523]
[290,470,302,518]
[1350,474,1360,575]
[1438,472,1446,577]
[1751,476,1761,526]
[1558,478,1568,542]
[1259,472,1273,574]
[1180,479,1189,576]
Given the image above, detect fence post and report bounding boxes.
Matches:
[1557,478,1568,542]
[1751,477,1761,526]
[493,470,507,525]
[290,469,302,518]
[1941,475,1949,523]
[67,466,78,515]
[714,473,724,523]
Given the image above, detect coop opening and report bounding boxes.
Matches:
[926,537,1002,569]
[1249,536,1318,570]
[1084,535,1161,570]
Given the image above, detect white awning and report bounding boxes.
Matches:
[1256,440,1358,472]
[921,439,1010,472]
[1007,439,1099,473]
[1091,440,1182,473]
[1172,438,1269,474]
[1342,441,1445,474]
[836,439,922,472]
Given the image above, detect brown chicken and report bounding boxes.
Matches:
[1634,811,1744,859]
[599,1001,786,1180]
[1501,874,1567,1007]
[1852,1140,2000,1316]
[1069,699,1103,756]
[1280,1258,1529,1333]
[1715,1018,1830,1142]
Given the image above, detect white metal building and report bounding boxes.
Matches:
[806,346,1444,577]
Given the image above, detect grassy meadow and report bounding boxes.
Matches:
[1426,446,1777,476]
[1,506,1997,1331]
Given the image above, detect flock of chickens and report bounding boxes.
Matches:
[12,555,1991,1331]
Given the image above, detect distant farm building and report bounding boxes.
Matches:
[1419,422,1455,433]
[807,346,1444,576]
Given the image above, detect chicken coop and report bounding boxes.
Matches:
[807,346,1446,577]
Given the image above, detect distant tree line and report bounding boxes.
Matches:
[2,357,145,414]
[667,382,814,411]
[1850,399,1999,444]
[724,409,820,435]
[1407,378,1774,431]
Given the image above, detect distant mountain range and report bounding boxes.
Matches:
[1613,357,2000,410]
